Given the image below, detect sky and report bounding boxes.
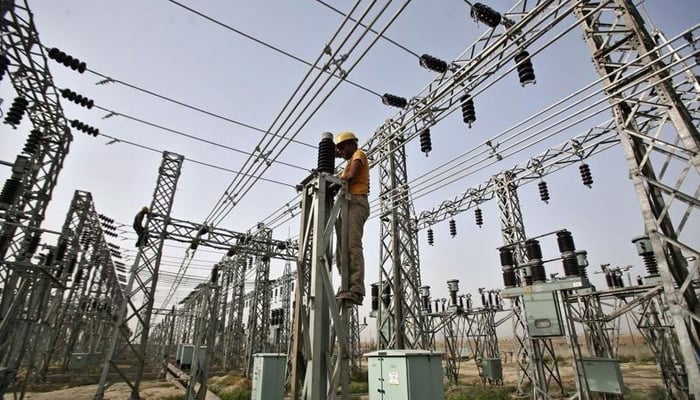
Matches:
[1,0,698,343]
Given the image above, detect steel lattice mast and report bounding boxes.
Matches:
[575,1,700,396]
[375,120,427,349]
[95,151,183,400]
[0,2,74,392]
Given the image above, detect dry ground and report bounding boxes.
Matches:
[3,380,183,400]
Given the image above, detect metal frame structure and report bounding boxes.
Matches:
[375,120,427,349]
[244,227,273,376]
[288,171,352,400]
[96,151,183,400]
[575,1,700,396]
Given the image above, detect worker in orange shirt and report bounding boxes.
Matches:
[334,132,369,305]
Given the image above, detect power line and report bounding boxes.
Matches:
[313,0,421,59]
[94,131,297,188]
[89,102,310,172]
[85,68,317,149]
[167,0,383,98]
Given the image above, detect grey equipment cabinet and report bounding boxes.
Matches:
[366,349,445,400]
[251,353,286,400]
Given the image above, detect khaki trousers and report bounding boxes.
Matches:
[336,194,369,296]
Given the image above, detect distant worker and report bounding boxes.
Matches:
[334,131,369,306]
[133,206,149,247]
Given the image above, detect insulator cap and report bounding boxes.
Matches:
[318,132,335,173]
[419,128,432,156]
[381,93,408,108]
[470,3,502,28]
[419,54,448,73]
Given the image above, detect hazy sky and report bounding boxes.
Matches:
[1,0,698,340]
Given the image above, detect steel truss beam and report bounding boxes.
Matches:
[416,121,619,229]
[95,151,183,400]
[575,1,700,397]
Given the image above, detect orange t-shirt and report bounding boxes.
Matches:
[343,149,369,195]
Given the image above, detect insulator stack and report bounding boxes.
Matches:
[579,163,593,187]
[25,233,42,255]
[4,96,29,126]
[317,132,335,174]
[0,178,22,207]
[526,239,546,283]
[538,181,550,203]
[460,94,476,128]
[48,47,87,73]
[576,250,589,278]
[381,284,391,308]
[70,119,100,137]
[427,228,434,246]
[419,54,448,73]
[419,128,432,156]
[449,219,457,237]
[381,93,408,108]
[371,284,379,312]
[557,230,580,277]
[22,129,42,156]
[632,236,659,277]
[60,88,94,109]
[499,247,517,288]
[474,207,483,227]
[470,3,502,28]
[514,50,536,86]
[0,55,10,81]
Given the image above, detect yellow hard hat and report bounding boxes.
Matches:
[335,131,358,145]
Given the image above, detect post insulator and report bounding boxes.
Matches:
[48,47,87,73]
[427,228,434,246]
[514,50,536,86]
[470,3,502,28]
[419,54,448,73]
[538,181,550,203]
[3,96,29,126]
[474,207,483,228]
[579,163,593,187]
[381,93,408,108]
[317,132,335,174]
[419,128,432,156]
[499,247,517,288]
[449,219,457,237]
[460,94,476,128]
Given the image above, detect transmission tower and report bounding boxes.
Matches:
[575,1,700,397]
[95,151,183,400]
[375,119,427,349]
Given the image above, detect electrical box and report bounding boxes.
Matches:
[179,344,194,368]
[175,343,184,363]
[523,291,563,337]
[481,358,502,380]
[366,350,444,400]
[250,353,286,400]
[68,353,89,371]
[581,358,626,394]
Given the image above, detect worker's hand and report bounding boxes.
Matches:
[328,182,341,197]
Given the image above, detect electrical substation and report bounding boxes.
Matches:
[0,1,699,400]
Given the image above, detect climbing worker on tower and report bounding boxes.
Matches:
[334,131,369,306]
[133,206,149,247]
